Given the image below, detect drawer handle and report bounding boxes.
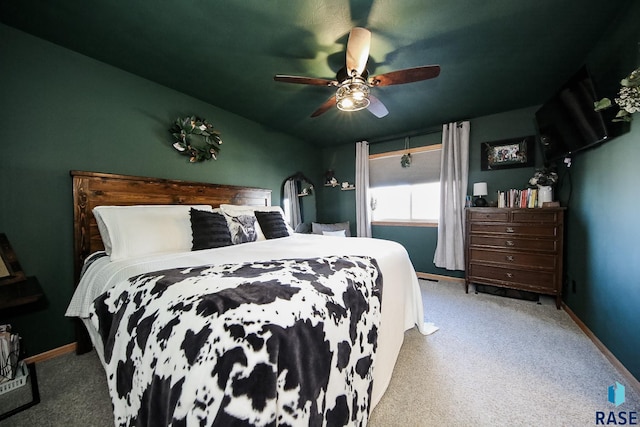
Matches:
[506,272,513,278]
[506,227,515,233]
[506,255,514,262]
[505,240,515,247]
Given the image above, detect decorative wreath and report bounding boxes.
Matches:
[170,116,222,162]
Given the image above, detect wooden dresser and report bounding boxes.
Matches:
[465,207,565,308]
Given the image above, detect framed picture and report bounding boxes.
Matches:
[481,136,535,170]
[0,233,26,285]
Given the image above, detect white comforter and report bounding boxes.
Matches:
[66,233,436,409]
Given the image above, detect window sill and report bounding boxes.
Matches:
[372,220,438,228]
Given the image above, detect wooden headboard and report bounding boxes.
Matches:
[71,171,271,353]
[71,170,271,284]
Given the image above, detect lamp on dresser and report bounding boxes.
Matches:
[473,182,488,207]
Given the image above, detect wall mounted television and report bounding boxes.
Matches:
[535,66,609,163]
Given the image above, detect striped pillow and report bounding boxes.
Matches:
[254,211,290,239]
[190,208,233,250]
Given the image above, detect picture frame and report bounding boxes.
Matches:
[0,233,26,285]
[481,135,535,170]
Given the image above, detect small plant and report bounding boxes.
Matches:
[528,167,558,187]
[594,67,640,122]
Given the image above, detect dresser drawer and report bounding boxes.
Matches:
[468,264,557,293]
[469,223,558,238]
[468,235,558,252]
[469,248,557,269]
[467,210,510,222]
[511,209,561,224]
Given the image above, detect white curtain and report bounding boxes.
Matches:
[355,141,372,237]
[433,121,470,270]
[284,179,302,230]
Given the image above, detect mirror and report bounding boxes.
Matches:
[281,172,316,232]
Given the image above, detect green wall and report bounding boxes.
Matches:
[318,143,358,227]
[563,117,640,381]
[468,106,544,204]
[0,25,321,354]
[562,1,640,381]
[320,105,542,276]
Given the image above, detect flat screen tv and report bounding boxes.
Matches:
[535,66,609,162]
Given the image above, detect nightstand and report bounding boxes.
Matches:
[0,277,44,421]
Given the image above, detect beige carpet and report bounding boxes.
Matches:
[369,280,640,426]
[1,279,638,426]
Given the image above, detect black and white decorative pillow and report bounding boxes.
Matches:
[255,211,290,239]
[219,211,258,244]
[219,204,295,241]
[190,208,233,250]
[229,214,258,244]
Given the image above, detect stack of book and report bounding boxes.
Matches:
[0,324,20,382]
[497,188,539,208]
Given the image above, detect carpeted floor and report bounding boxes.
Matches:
[1,280,638,426]
[369,280,640,426]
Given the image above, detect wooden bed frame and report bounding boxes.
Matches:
[70,170,272,353]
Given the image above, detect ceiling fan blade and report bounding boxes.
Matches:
[274,75,336,86]
[367,95,389,118]
[311,95,337,118]
[346,27,371,76]
[371,65,441,86]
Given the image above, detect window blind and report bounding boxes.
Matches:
[369,147,441,188]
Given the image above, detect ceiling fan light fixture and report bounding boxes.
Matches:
[336,77,370,112]
[274,27,441,118]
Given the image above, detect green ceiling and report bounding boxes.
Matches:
[0,0,631,146]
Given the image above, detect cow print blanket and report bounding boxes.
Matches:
[89,255,383,426]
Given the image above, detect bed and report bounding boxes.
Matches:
[66,171,435,426]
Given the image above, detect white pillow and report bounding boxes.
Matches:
[322,230,346,237]
[219,204,293,240]
[312,221,351,237]
[93,205,213,261]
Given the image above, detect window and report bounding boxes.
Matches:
[282,196,292,224]
[369,145,441,225]
[371,182,440,221]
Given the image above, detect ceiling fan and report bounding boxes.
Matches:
[274,27,440,118]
